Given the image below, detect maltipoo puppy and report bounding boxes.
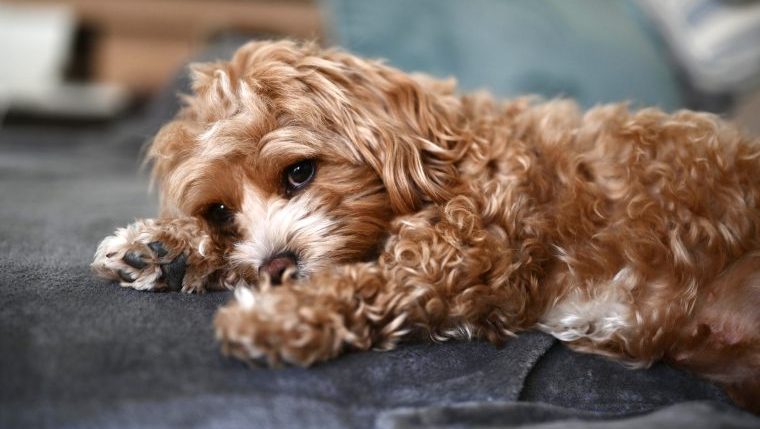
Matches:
[92,40,760,410]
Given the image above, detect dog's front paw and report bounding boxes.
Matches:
[213,284,361,366]
[91,218,219,292]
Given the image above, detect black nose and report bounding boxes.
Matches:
[259,252,297,285]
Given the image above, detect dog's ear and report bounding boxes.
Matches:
[308,52,466,214]
[145,61,229,216]
[145,119,195,217]
[145,54,260,217]
[369,73,463,214]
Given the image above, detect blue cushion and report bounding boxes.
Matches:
[322,0,683,110]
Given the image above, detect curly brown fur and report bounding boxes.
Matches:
[92,40,760,412]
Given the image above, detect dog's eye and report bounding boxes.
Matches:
[204,203,235,225]
[283,160,316,194]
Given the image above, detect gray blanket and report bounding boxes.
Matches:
[1,38,758,429]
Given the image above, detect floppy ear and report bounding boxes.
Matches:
[146,57,253,217]
[144,65,221,217]
[373,71,466,214]
[144,119,195,217]
[308,52,467,214]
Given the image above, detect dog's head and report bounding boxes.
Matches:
[148,40,464,284]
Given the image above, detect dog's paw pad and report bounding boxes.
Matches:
[92,223,181,291]
[148,241,168,258]
[161,253,188,291]
[117,269,136,283]
[123,250,148,269]
[92,218,216,293]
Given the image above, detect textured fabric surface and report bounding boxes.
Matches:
[377,401,760,429]
[0,163,553,428]
[1,36,757,428]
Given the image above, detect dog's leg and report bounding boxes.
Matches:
[213,263,412,366]
[92,218,226,292]
[214,196,537,365]
[667,251,760,412]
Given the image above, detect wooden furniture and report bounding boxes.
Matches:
[3,0,322,95]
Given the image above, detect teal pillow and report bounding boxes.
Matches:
[322,0,683,110]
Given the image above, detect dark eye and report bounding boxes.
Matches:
[204,203,235,226]
[283,160,316,194]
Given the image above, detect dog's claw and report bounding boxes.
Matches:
[123,251,148,269]
[161,253,188,291]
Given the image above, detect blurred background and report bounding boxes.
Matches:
[0,0,759,134]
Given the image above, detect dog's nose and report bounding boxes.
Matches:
[259,252,297,285]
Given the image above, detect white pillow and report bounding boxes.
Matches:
[637,0,760,93]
